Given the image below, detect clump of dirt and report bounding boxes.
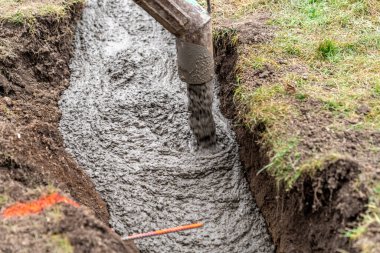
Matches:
[214,13,276,120]
[0,3,137,252]
[245,153,366,253]
[0,171,138,253]
[214,14,368,253]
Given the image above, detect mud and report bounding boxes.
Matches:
[59,0,274,252]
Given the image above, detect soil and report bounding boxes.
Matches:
[214,14,371,253]
[0,4,108,222]
[0,171,138,253]
[0,3,137,253]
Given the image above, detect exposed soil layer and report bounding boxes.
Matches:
[0,170,138,253]
[59,0,274,252]
[0,3,108,222]
[0,3,137,252]
[214,15,369,253]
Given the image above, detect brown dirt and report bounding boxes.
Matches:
[0,3,138,252]
[0,3,108,222]
[214,14,370,253]
[0,170,138,253]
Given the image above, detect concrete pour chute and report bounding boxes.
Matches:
[59,0,274,252]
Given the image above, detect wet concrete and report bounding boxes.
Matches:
[59,0,274,252]
[187,81,216,147]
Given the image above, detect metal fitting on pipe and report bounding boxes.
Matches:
[133,0,214,84]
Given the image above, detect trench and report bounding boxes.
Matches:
[59,0,274,252]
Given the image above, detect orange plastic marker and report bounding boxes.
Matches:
[1,192,79,218]
[125,222,204,240]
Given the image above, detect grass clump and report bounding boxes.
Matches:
[234,83,295,129]
[234,82,304,188]
[373,81,380,97]
[213,27,239,47]
[261,140,344,189]
[0,194,9,208]
[317,39,339,60]
[51,234,74,253]
[7,10,25,24]
[258,138,300,189]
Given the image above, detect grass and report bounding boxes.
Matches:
[0,194,9,208]
[209,1,380,249]
[212,27,239,47]
[0,0,84,25]
[317,39,339,59]
[257,138,300,188]
[51,234,74,253]
[46,206,63,224]
[345,181,380,253]
[210,0,380,187]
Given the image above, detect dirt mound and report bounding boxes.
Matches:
[0,169,137,253]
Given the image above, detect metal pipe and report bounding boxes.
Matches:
[133,0,214,84]
[133,0,216,146]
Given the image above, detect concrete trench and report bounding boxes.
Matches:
[59,0,274,252]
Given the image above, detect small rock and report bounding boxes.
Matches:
[285,83,296,94]
[259,70,270,78]
[3,96,12,106]
[347,118,359,124]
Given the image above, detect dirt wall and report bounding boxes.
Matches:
[214,28,367,253]
[0,3,138,253]
[0,2,110,224]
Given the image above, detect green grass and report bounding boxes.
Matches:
[235,83,295,127]
[0,194,9,208]
[209,0,380,249]
[211,0,380,188]
[212,27,239,47]
[51,234,74,253]
[0,0,84,25]
[345,181,380,253]
[317,39,339,60]
[257,138,300,188]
